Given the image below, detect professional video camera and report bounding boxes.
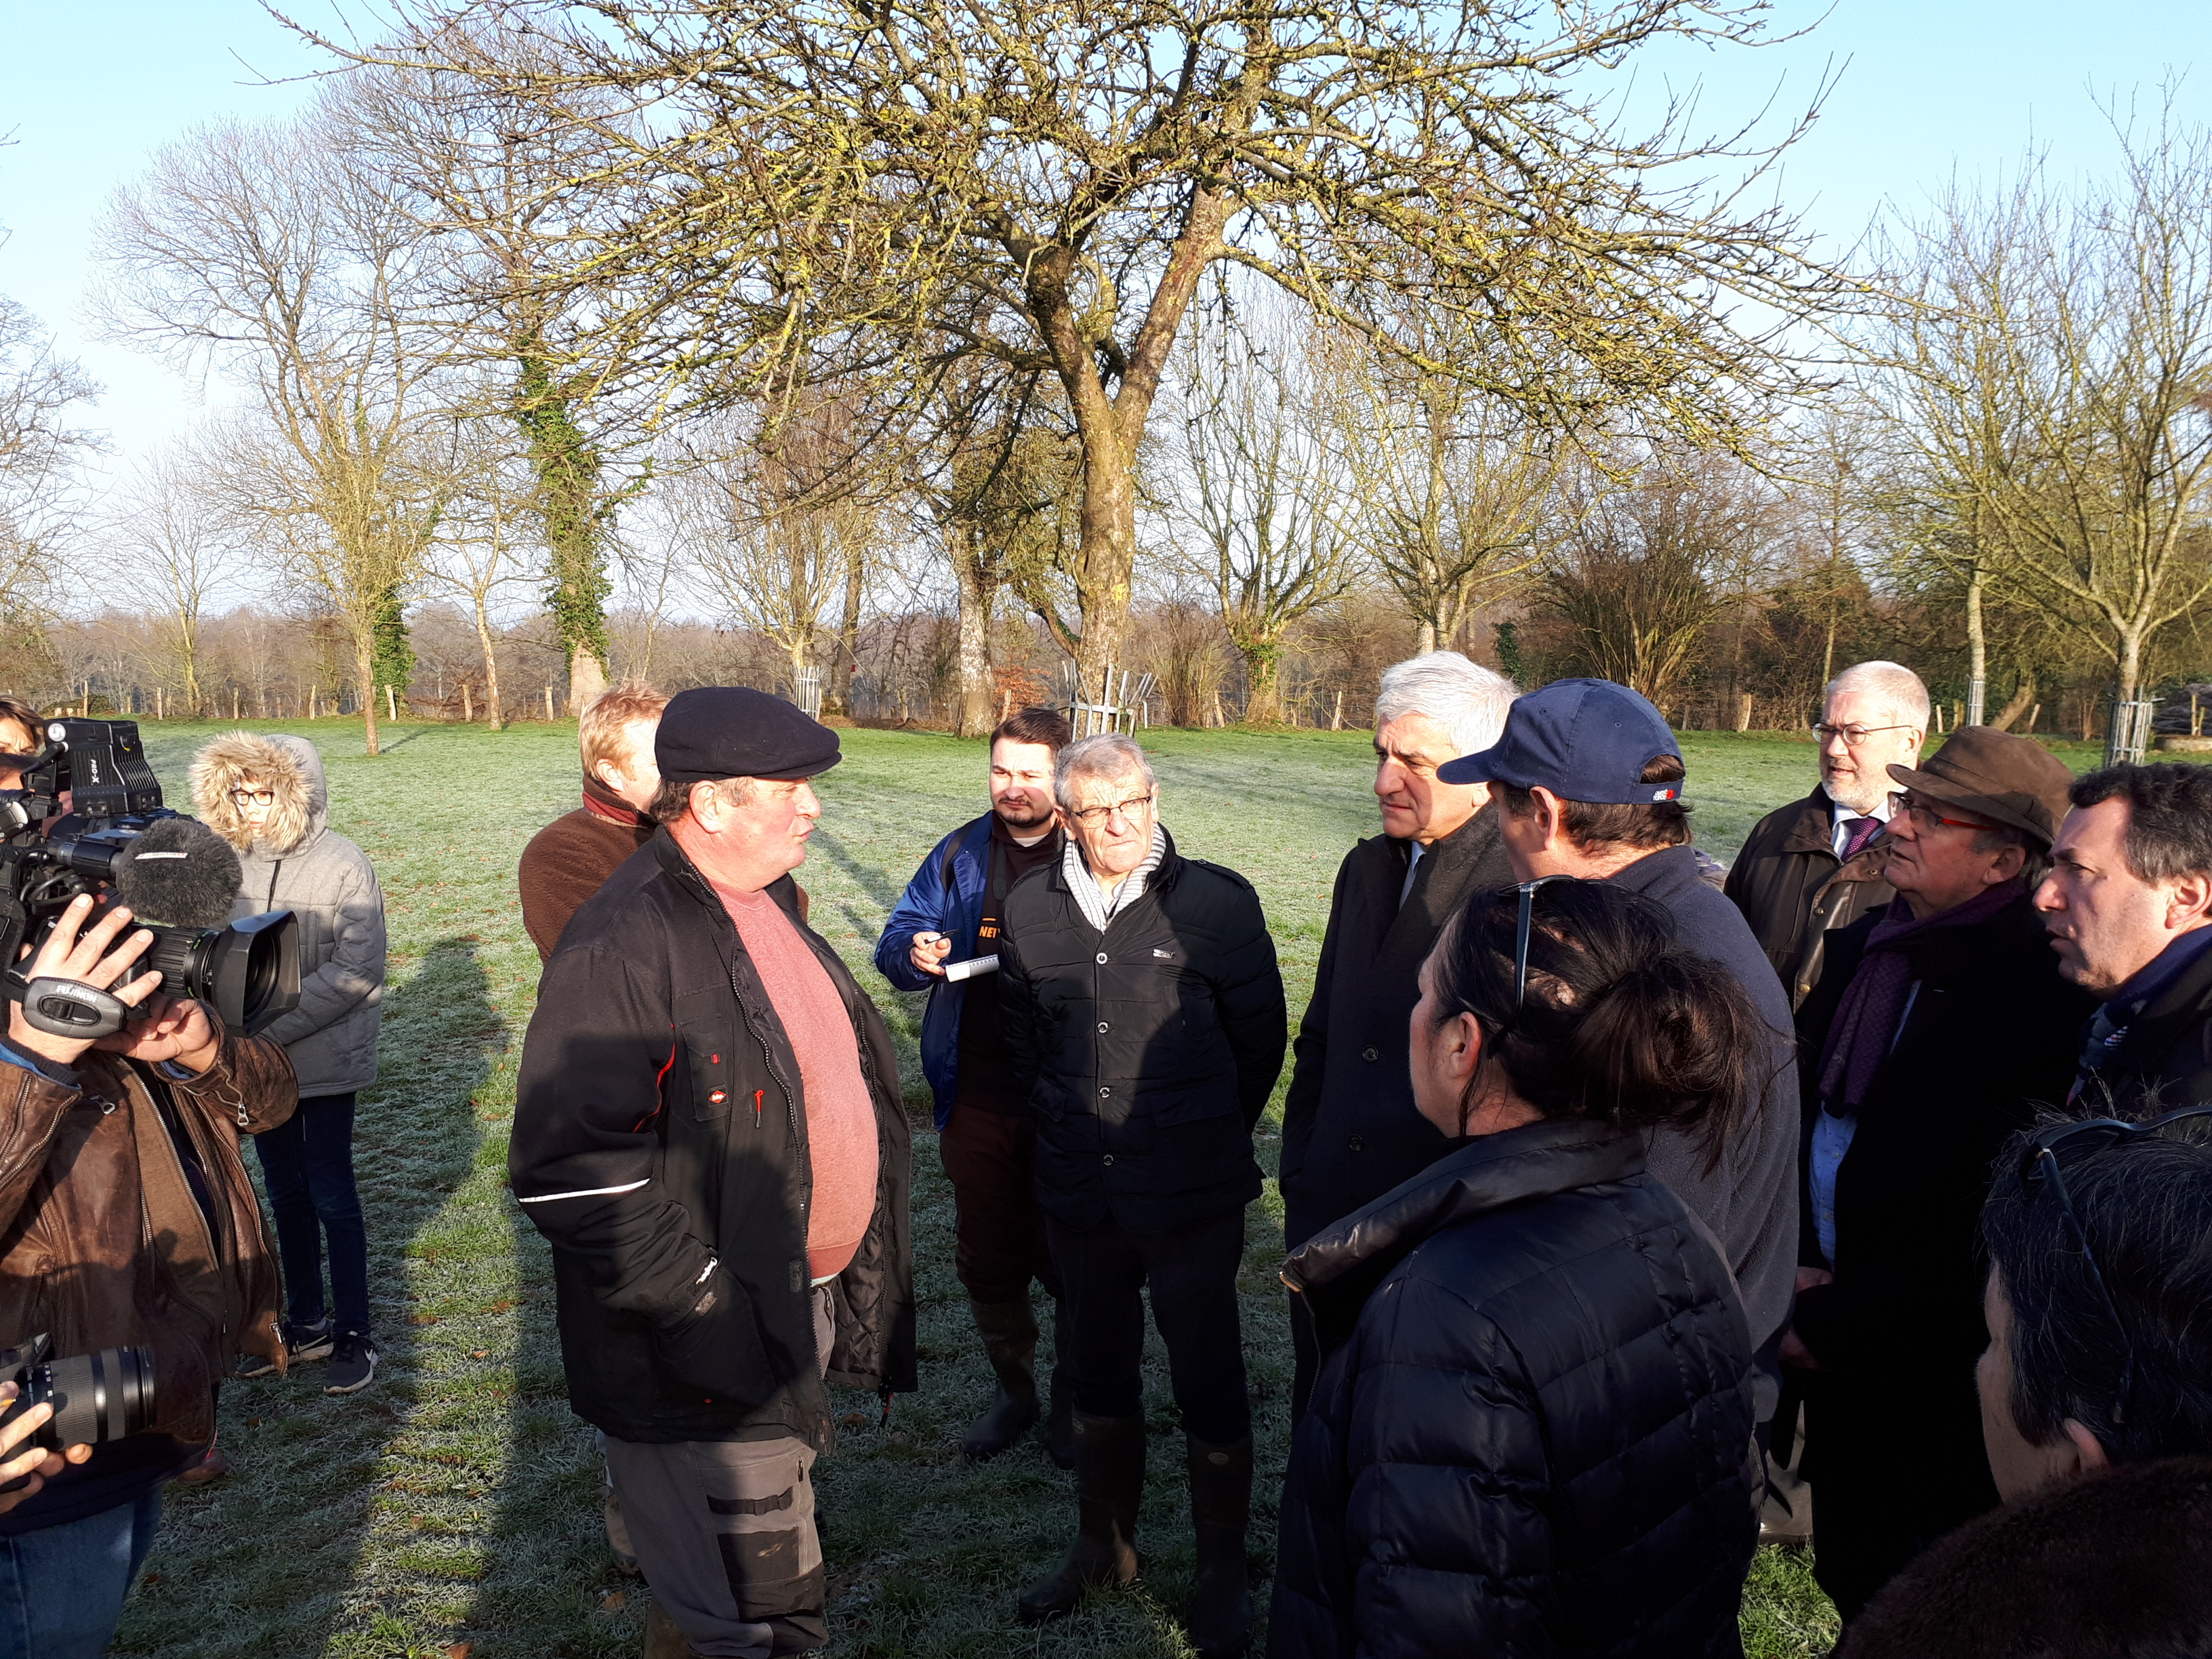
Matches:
[0,718,299,1040]
[0,1334,154,1452]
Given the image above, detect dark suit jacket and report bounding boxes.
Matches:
[1277,808,1515,1251]
[1724,786,1894,1008]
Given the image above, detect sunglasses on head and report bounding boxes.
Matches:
[2016,1103,2212,1426]
[1511,876,1575,1018]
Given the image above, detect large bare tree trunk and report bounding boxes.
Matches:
[1240,640,1284,724]
[475,597,507,731]
[1990,671,2036,731]
[569,644,607,714]
[1414,618,1438,656]
[952,529,995,737]
[1965,565,1987,725]
[831,541,863,716]
[356,638,381,757]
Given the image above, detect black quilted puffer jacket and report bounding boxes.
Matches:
[1271,1118,1760,1659]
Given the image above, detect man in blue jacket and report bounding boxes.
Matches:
[874,706,1073,1464]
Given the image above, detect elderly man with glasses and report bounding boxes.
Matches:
[1726,661,1928,1010]
[1784,725,2096,1627]
[997,732,1286,1657]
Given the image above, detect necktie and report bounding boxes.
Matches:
[1841,816,1882,859]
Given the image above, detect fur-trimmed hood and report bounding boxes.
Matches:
[190,731,327,857]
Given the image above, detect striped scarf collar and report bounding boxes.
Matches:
[1063,825,1167,933]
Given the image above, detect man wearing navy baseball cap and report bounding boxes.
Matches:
[511,687,916,1657]
[1441,678,1801,1390]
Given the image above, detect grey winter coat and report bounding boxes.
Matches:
[190,732,387,1097]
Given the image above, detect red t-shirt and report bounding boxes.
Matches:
[712,881,880,1281]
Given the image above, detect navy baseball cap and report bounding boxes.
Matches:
[1437,678,1684,804]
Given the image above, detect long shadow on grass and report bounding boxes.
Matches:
[114,937,495,1659]
[807,824,911,939]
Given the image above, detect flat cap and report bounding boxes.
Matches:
[654,687,842,785]
[1887,725,2074,846]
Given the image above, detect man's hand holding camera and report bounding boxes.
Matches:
[0,1381,90,1515]
[8,893,220,1074]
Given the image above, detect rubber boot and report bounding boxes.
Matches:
[605,1477,642,1576]
[962,1296,1042,1460]
[1016,1411,1145,1623]
[1044,1299,1076,1470]
[1183,1432,1254,1658]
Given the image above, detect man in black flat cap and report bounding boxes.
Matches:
[511,687,916,1659]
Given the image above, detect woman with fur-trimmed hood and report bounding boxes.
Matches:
[192,732,387,1395]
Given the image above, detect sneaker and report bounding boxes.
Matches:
[233,1317,335,1379]
[325,1334,377,1395]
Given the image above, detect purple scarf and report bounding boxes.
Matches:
[1818,882,2024,1111]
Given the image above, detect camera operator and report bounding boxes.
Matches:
[0,893,298,1656]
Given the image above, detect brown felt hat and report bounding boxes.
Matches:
[1886,726,2075,846]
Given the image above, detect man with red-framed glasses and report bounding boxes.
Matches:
[1785,726,2093,1627]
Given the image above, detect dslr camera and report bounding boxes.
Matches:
[0,719,300,1040]
[0,1334,154,1452]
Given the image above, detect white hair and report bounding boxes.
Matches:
[1825,660,1931,729]
[1374,651,1519,758]
[1054,732,1156,808]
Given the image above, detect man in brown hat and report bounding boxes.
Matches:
[1782,726,2097,1628]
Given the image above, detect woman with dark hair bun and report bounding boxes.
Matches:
[1271,878,1764,1658]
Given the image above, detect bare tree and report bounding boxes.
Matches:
[339,45,648,712]
[1538,449,1784,713]
[665,412,875,693]
[0,294,101,684]
[1170,302,1359,722]
[422,421,544,727]
[94,106,451,754]
[1863,107,2212,727]
[323,0,1837,690]
[1323,309,1566,655]
[107,440,239,716]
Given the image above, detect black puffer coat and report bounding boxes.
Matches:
[1273,1118,1760,1659]
[511,830,916,1450]
[998,826,1286,1232]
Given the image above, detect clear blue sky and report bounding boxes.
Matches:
[1,0,2206,478]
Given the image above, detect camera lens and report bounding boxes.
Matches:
[22,1347,155,1452]
[140,913,300,1036]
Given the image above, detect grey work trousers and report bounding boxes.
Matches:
[606,1286,835,1658]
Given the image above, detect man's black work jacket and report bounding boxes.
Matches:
[1724,787,1895,1009]
[510,829,916,1449]
[1277,807,1514,1252]
[999,827,1287,1233]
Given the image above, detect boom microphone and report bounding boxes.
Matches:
[115,818,243,928]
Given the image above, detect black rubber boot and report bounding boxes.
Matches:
[1044,1299,1076,1470]
[1016,1411,1145,1623]
[1183,1432,1254,1658]
[962,1296,1042,1461]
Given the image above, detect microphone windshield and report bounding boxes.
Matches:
[116,817,245,929]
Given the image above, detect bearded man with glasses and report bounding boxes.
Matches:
[1784,725,2095,1626]
[1725,661,1928,1009]
[998,732,1286,1656]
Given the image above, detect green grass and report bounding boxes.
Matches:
[96,715,2106,1658]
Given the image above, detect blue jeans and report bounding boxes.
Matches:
[0,1490,161,1658]
[253,1091,371,1338]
